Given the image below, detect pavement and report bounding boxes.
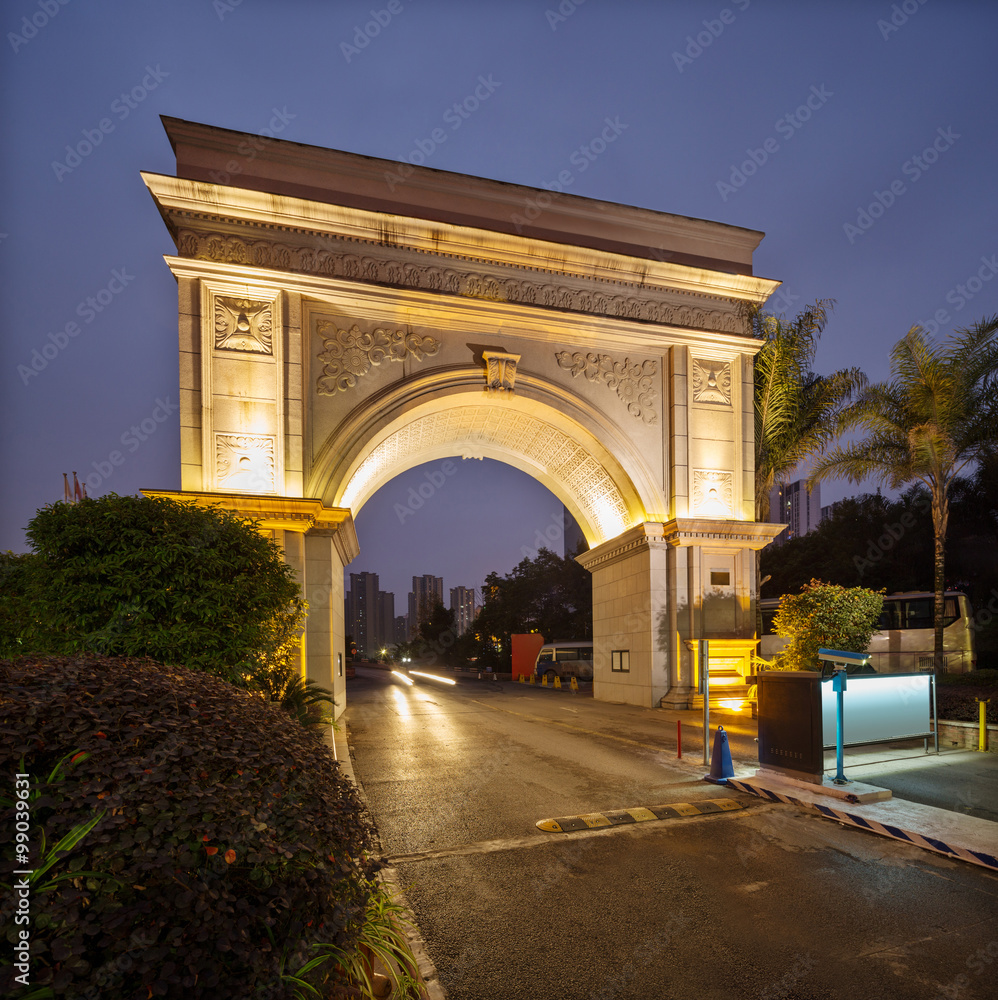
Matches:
[330,673,998,997]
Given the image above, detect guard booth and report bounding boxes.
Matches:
[757,654,937,782]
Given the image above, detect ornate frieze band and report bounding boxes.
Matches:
[315,320,439,394]
[176,228,748,335]
[555,351,658,423]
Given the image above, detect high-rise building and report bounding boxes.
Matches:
[768,479,823,541]
[346,571,379,658]
[450,586,477,636]
[346,572,396,657]
[408,574,443,637]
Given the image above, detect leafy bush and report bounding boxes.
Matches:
[0,495,305,685]
[772,579,884,671]
[0,654,379,999]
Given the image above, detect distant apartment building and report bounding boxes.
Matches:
[345,571,396,657]
[768,479,823,541]
[408,574,444,637]
[450,586,477,636]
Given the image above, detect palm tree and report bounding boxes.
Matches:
[753,300,867,521]
[809,317,998,668]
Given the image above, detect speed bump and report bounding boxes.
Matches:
[536,798,743,833]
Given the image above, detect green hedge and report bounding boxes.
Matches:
[0,655,378,999]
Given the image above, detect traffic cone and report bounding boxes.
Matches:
[704,725,735,784]
[554,676,562,689]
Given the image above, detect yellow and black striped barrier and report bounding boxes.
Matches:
[536,798,743,833]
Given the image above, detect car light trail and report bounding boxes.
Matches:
[391,670,414,686]
[410,671,457,686]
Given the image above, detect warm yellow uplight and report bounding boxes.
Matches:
[718,698,748,712]
[410,671,457,686]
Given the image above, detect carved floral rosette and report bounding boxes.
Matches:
[555,350,658,423]
[316,321,440,394]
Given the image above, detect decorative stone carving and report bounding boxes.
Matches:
[691,357,732,405]
[555,351,658,423]
[214,296,273,354]
[482,351,520,394]
[216,434,276,493]
[692,470,734,517]
[341,406,629,541]
[315,321,440,394]
[177,228,748,335]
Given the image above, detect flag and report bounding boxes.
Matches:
[63,473,71,503]
[73,472,83,502]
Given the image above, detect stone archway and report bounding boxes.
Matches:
[143,117,784,717]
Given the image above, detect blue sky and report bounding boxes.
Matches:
[2,0,996,603]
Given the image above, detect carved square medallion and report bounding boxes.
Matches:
[691,357,731,405]
[214,296,274,354]
[216,434,276,493]
[692,470,734,516]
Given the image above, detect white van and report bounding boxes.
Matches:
[533,642,594,682]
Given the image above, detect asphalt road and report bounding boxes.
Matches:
[345,668,998,1000]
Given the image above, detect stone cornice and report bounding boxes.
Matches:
[577,518,786,569]
[141,490,359,558]
[142,173,779,335]
[662,518,786,550]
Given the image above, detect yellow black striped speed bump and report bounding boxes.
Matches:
[536,798,744,832]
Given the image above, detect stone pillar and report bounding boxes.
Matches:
[578,523,671,709]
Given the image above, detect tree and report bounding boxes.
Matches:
[772,579,884,671]
[810,318,998,667]
[472,548,592,670]
[1,494,305,685]
[753,300,867,521]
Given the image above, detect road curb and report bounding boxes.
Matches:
[329,723,448,1000]
[725,776,998,872]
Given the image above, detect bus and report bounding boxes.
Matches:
[758,591,975,674]
[533,641,594,682]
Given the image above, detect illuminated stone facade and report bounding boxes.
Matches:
[144,117,784,713]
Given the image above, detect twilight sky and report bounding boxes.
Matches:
[2,0,996,605]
